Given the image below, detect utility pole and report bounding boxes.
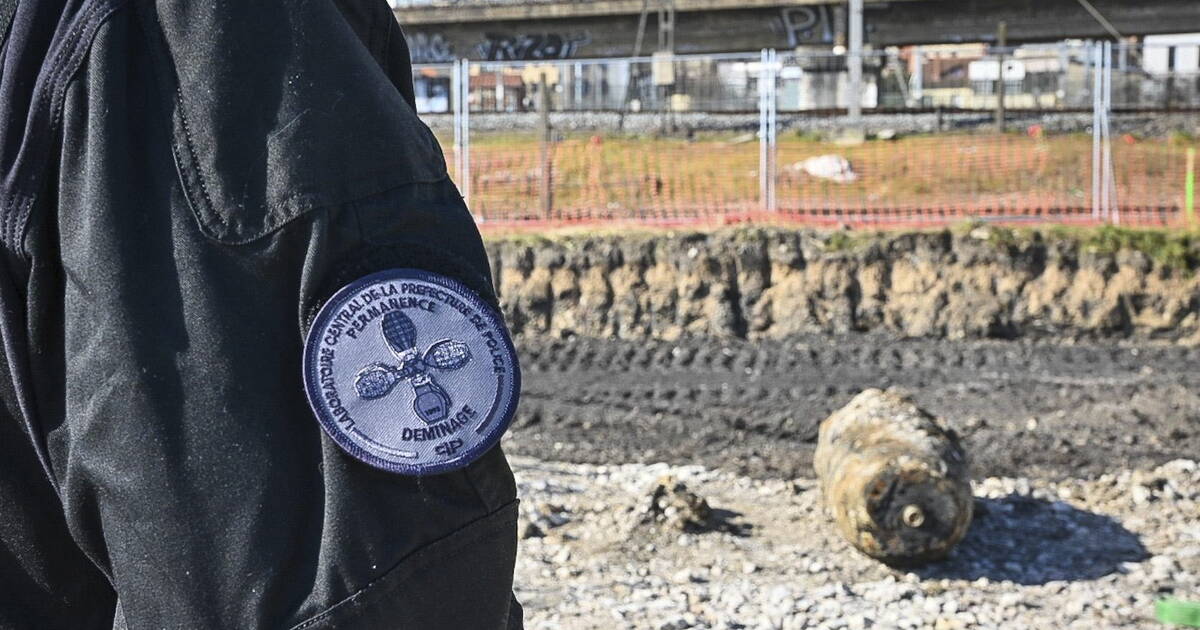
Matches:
[911,46,924,106]
[1165,46,1176,110]
[847,0,863,129]
[995,21,1007,133]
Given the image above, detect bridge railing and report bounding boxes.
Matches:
[414,43,1199,229]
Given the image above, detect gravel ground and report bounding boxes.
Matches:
[504,334,1199,627]
[508,334,1200,481]
[509,455,1200,629]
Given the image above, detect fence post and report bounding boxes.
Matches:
[995,21,1007,133]
[768,49,778,212]
[759,49,767,211]
[452,60,463,191]
[538,73,554,219]
[1102,41,1117,225]
[1091,42,1101,221]
[759,49,779,212]
[911,46,924,106]
[460,58,472,208]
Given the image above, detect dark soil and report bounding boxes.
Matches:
[505,334,1200,481]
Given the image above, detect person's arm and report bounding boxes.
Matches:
[1,1,522,627]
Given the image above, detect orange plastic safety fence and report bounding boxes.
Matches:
[441,133,1193,230]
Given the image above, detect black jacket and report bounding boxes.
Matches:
[0,1,521,627]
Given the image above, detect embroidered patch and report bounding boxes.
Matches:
[303,269,520,475]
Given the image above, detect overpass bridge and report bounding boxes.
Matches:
[394,0,1200,63]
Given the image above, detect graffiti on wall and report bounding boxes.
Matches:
[477,32,591,61]
[410,32,456,64]
[780,6,835,47]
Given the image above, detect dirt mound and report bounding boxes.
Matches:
[486,226,1200,343]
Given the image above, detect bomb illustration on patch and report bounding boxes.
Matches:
[353,311,472,423]
[302,268,521,476]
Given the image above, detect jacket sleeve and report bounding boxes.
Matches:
[10,1,521,628]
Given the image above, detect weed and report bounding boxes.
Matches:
[1080,226,1196,270]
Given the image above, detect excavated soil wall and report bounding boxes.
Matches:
[486,227,1200,343]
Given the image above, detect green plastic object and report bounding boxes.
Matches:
[1186,148,1196,227]
[1158,599,1200,627]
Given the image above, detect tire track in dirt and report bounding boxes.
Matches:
[505,335,1200,480]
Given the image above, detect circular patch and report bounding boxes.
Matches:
[303,268,520,476]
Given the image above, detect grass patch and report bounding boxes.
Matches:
[822,230,876,252]
[1078,225,1197,269]
[962,222,1199,270]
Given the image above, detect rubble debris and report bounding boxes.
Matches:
[639,475,714,532]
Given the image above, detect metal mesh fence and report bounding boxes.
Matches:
[419,43,1200,229]
[462,133,763,223]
